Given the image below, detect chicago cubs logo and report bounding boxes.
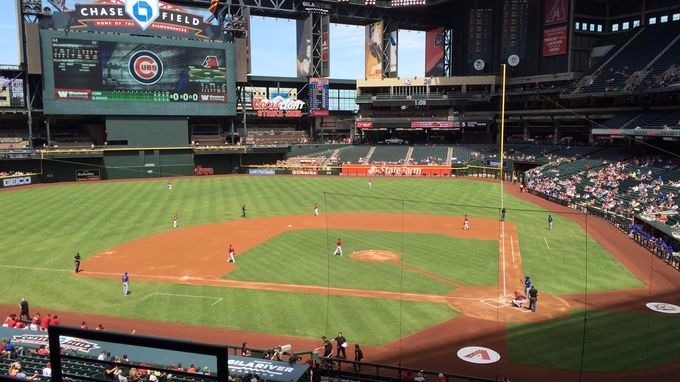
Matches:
[129,51,163,85]
[125,0,160,30]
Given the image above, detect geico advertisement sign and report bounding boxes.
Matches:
[2,176,32,187]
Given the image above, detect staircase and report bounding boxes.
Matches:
[364,146,376,163]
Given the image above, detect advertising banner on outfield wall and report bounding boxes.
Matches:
[542,25,568,56]
[365,21,384,79]
[76,169,101,181]
[0,175,39,189]
[544,0,569,26]
[425,28,445,77]
[342,164,451,177]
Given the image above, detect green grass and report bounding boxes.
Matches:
[0,176,644,346]
[226,229,497,294]
[507,309,680,371]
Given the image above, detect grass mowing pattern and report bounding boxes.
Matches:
[225,229,498,293]
[0,176,643,347]
[507,210,643,294]
[506,309,680,371]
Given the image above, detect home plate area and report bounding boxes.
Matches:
[481,295,532,312]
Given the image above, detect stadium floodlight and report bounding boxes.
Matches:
[364,0,376,5]
[391,0,426,6]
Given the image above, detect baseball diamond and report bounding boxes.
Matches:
[0,176,679,382]
[2,0,680,381]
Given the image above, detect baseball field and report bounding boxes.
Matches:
[1,175,679,381]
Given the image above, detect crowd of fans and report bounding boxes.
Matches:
[526,153,680,268]
[527,155,679,219]
[0,170,27,177]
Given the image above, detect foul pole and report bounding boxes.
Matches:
[499,64,507,208]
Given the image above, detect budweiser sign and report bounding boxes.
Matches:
[252,96,305,118]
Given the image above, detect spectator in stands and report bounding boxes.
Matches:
[3,313,17,327]
[187,364,197,373]
[42,362,51,378]
[40,314,51,332]
[128,368,141,382]
[7,362,40,380]
[51,315,60,326]
[96,323,105,330]
[415,370,426,382]
[29,313,40,331]
[36,345,49,356]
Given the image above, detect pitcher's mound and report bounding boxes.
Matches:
[350,250,401,263]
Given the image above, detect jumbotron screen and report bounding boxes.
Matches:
[41,30,237,116]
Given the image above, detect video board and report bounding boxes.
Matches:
[41,30,236,116]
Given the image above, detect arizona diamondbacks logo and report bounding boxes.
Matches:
[125,0,160,30]
[129,51,164,85]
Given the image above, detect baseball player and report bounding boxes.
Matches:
[172,214,178,229]
[122,272,130,296]
[167,182,173,191]
[368,179,372,189]
[332,238,343,256]
[227,244,236,263]
[314,203,319,216]
[547,214,553,230]
[73,251,82,273]
[463,215,470,230]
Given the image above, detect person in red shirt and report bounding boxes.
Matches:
[3,314,16,327]
[332,238,343,256]
[227,244,236,263]
[40,314,51,331]
[50,315,60,326]
[13,321,26,330]
[37,345,49,356]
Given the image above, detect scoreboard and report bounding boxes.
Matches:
[41,30,237,116]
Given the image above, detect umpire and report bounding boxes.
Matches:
[529,285,538,312]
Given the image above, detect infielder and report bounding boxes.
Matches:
[228,244,236,263]
[173,214,178,229]
[122,272,130,296]
[547,214,553,230]
[333,238,343,256]
[463,215,470,230]
[314,203,319,216]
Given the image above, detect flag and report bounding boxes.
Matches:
[208,0,220,17]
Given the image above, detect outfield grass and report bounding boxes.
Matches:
[0,176,644,346]
[506,309,680,371]
[225,229,498,294]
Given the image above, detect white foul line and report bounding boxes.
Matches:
[544,237,550,249]
[501,222,506,296]
[139,292,223,305]
[510,235,515,263]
